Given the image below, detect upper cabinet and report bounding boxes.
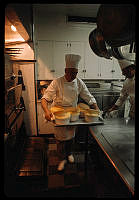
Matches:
[84,41,99,79]
[36,39,123,80]
[98,57,123,79]
[53,41,85,79]
[36,40,85,80]
[33,5,124,80]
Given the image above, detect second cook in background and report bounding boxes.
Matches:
[107,59,135,119]
[41,54,99,171]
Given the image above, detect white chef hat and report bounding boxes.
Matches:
[118,59,133,70]
[65,54,81,69]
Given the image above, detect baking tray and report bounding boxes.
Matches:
[54,118,104,127]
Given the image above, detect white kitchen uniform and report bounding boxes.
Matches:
[115,75,135,119]
[42,75,96,140]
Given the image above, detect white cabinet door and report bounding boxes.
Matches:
[98,57,114,79]
[84,41,99,79]
[112,58,124,79]
[53,41,68,78]
[70,41,85,79]
[37,102,54,134]
[36,40,55,80]
[98,57,124,80]
[53,41,85,79]
[36,40,124,81]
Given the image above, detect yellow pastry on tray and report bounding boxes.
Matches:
[77,103,90,110]
[50,106,65,113]
[77,103,90,118]
[54,111,71,125]
[84,109,99,122]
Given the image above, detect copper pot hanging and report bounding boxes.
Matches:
[96,4,135,47]
[89,28,112,59]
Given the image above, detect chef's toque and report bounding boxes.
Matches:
[65,54,81,69]
[118,59,133,70]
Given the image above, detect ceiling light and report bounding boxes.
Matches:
[11,25,17,32]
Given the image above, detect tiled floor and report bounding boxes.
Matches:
[4,136,133,197]
[47,137,86,189]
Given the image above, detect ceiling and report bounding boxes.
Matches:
[34,4,101,17]
[5,16,25,44]
[5,4,100,45]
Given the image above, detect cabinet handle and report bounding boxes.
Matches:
[50,70,55,72]
[111,70,115,73]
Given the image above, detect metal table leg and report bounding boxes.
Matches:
[84,126,89,179]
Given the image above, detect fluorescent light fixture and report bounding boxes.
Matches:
[11,25,17,32]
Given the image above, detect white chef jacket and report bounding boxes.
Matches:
[41,75,97,140]
[115,76,135,118]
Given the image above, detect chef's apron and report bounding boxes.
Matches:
[53,80,78,141]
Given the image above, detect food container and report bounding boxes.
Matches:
[63,107,80,122]
[54,111,71,125]
[70,111,80,122]
[77,103,90,118]
[84,109,99,122]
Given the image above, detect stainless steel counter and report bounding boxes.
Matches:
[89,118,135,195]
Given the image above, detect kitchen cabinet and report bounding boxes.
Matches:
[36,40,85,79]
[98,57,113,79]
[35,39,123,80]
[112,59,125,79]
[83,42,123,80]
[53,41,85,78]
[98,57,123,79]
[37,102,54,134]
[84,41,99,79]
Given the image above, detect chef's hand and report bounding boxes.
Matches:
[90,103,99,110]
[44,110,53,121]
[107,104,118,113]
[103,104,119,118]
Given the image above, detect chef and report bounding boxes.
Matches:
[41,54,99,171]
[108,59,135,119]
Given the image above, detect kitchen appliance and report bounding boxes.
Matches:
[5,60,26,147]
[5,83,25,138]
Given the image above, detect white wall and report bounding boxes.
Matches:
[33,7,96,42]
